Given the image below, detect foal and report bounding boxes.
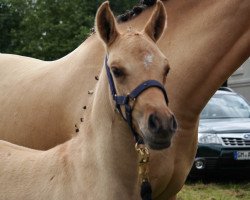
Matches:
[0,1,176,199]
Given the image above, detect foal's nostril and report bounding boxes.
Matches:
[148,113,177,135]
[148,114,160,133]
[171,115,178,131]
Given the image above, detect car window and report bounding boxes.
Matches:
[201,93,250,119]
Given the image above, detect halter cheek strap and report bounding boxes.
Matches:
[105,56,169,144]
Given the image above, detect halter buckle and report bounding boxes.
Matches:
[130,96,136,101]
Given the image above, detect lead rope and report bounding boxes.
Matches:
[135,143,152,200]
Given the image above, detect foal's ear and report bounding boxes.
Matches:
[95,1,119,46]
[143,0,167,42]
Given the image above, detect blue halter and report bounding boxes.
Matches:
[105,56,169,144]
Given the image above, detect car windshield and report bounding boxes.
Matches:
[201,93,250,119]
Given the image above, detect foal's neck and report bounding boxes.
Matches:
[74,66,139,198]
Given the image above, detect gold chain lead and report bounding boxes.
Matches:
[135,143,150,183]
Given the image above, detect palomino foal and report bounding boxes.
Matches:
[0,2,175,200]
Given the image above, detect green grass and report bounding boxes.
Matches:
[177,182,250,200]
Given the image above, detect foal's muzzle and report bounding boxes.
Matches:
[145,112,177,150]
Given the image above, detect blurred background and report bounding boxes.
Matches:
[0,0,137,60]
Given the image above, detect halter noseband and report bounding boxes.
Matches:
[105,56,169,144]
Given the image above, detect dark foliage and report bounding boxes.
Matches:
[0,0,139,60]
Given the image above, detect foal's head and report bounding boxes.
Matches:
[96,1,177,150]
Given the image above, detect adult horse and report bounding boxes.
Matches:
[0,2,174,199]
[0,0,249,199]
[0,1,249,150]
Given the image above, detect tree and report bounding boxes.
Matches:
[0,0,27,53]
[0,0,139,60]
[10,0,96,60]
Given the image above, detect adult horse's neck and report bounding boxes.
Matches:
[161,0,250,123]
[57,0,249,158]
[118,0,250,124]
[67,0,249,127]
[74,64,139,199]
[64,0,249,169]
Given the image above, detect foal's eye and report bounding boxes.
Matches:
[111,67,125,78]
